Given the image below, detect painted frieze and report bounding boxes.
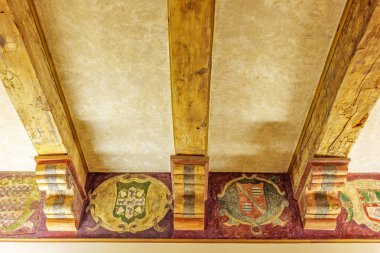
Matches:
[218,174,289,235]
[88,174,172,233]
[2,172,380,240]
[341,179,380,232]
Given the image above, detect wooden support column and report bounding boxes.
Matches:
[0,0,87,230]
[289,0,380,217]
[298,158,349,230]
[168,0,215,230]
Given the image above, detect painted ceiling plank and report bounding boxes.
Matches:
[1,0,88,190]
[290,0,380,197]
[168,0,215,155]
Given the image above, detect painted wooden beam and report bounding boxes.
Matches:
[0,0,65,155]
[168,0,215,155]
[290,0,380,198]
[0,0,88,230]
[0,0,87,191]
[168,0,215,230]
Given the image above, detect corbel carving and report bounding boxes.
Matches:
[171,155,208,230]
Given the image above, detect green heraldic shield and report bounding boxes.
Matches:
[88,174,172,233]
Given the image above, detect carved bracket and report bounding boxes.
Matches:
[35,155,87,231]
[297,158,349,230]
[170,155,209,230]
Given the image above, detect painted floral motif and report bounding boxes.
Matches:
[218,174,289,235]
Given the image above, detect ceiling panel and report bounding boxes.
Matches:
[209,0,347,172]
[34,0,173,172]
[0,82,36,171]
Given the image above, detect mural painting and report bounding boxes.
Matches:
[217,174,289,235]
[341,179,380,232]
[87,174,172,233]
[0,175,41,236]
[1,172,380,240]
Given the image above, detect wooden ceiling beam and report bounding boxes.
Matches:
[0,0,66,156]
[290,0,380,198]
[168,0,215,230]
[0,0,87,200]
[168,0,215,156]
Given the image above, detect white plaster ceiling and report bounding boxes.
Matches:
[0,82,36,171]
[349,99,380,173]
[34,0,173,172]
[208,0,347,172]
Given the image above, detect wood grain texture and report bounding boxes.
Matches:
[290,0,380,195]
[169,0,215,155]
[1,0,88,188]
[0,0,65,154]
[317,3,380,156]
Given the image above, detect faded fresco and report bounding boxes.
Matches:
[2,172,380,240]
[341,179,380,232]
[218,174,289,235]
[0,174,41,237]
[87,174,172,233]
[201,173,302,239]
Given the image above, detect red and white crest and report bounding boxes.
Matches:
[357,189,380,223]
[236,182,267,218]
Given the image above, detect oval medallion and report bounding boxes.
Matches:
[88,174,172,233]
[218,174,289,234]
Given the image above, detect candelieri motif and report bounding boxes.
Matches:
[218,174,289,235]
[88,174,172,233]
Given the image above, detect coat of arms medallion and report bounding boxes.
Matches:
[218,174,289,235]
[341,179,380,232]
[88,174,172,233]
[0,175,41,235]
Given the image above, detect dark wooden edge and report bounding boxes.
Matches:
[309,158,351,166]
[170,155,209,165]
